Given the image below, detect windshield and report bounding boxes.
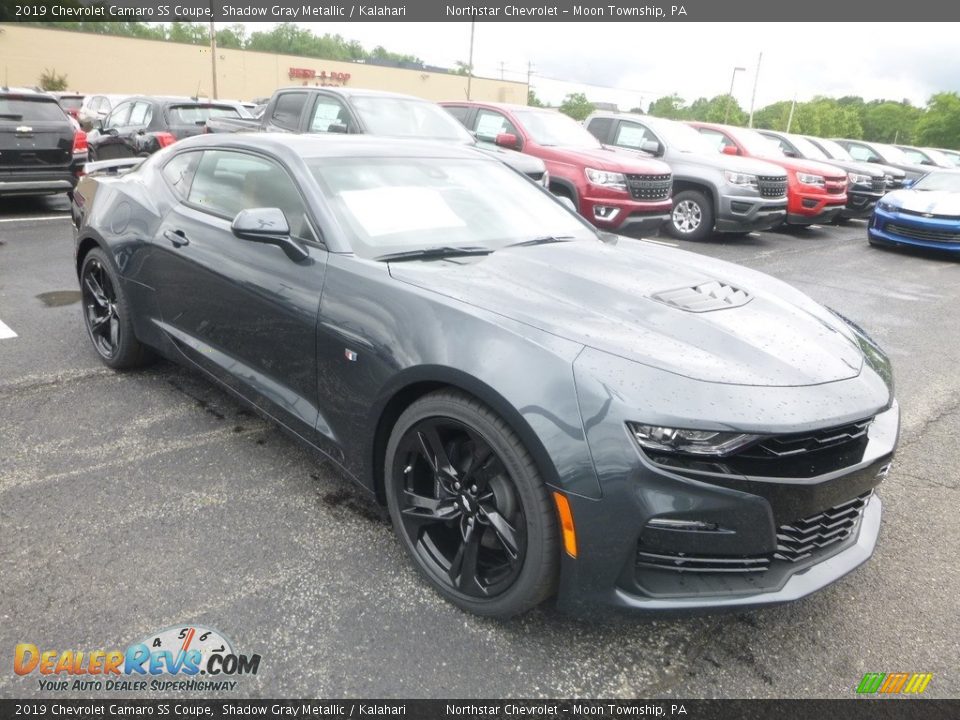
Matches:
[875,143,910,164]
[940,150,960,167]
[167,105,241,124]
[512,109,601,148]
[0,97,67,122]
[811,137,852,161]
[351,97,474,142]
[308,156,594,259]
[730,127,784,158]
[913,171,960,192]
[787,135,829,160]
[647,118,717,153]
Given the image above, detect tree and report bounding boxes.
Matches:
[527,89,545,107]
[628,106,646,115]
[453,61,472,76]
[647,94,687,119]
[916,92,960,149]
[39,68,69,92]
[558,93,594,121]
[687,95,747,125]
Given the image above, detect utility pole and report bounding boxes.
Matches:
[748,51,762,128]
[526,61,536,104]
[466,19,475,100]
[209,18,218,99]
[786,93,797,132]
[724,66,745,124]
[499,61,505,80]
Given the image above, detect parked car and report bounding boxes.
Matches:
[934,148,960,167]
[868,169,960,254]
[73,133,898,617]
[759,129,887,220]
[688,121,848,225]
[51,92,85,121]
[206,87,548,186]
[86,96,245,160]
[442,101,673,234]
[585,111,787,240]
[833,139,930,182]
[802,136,906,190]
[77,94,130,131]
[893,145,955,169]
[0,87,87,197]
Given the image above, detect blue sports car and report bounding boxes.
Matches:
[869,170,960,253]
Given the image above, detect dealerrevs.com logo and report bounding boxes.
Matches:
[14,625,261,692]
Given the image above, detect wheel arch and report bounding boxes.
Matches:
[671,179,718,212]
[75,232,108,278]
[367,367,560,506]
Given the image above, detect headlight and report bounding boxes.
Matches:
[877,199,896,212]
[848,172,872,186]
[796,172,825,186]
[585,167,627,191]
[628,423,760,457]
[723,170,758,188]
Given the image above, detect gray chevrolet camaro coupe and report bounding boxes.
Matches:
[72,134,899,618]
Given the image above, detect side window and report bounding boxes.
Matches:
[586,117,613,143]
[106,102,133,129]
[697,128,734,152]
[187,150,317,243]
[128,101,153,129]
[309,96,352,133]
[474,109,519,142]
[846,143,877,162]
[271,92,308,131]
[614,121,657,149]
[162,151,201,200]
[443,105,471,126]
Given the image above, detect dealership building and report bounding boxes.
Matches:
[0,24,527,104]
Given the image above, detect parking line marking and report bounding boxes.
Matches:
[639,237,679,247]
[0,215,70,223]
[0,319,17,339]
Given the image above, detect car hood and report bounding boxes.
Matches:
[389,240,864,387]
[883,189,960,216]
[552,144,672,174]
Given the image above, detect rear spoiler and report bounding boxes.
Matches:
[82,157,144,177]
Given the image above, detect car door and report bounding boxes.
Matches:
[125,100,155,155]
[90,100,135,160]
[844,142,882,164]
[266,91,310,132]
[148,147,329,439]
[474,108,523,149]
[612,119,662,154]
[305,93,358,134]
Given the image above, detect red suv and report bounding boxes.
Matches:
[687,121,848,225]
[442,101,673,234]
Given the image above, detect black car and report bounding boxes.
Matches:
[804,136,906,191]
[759,130,887,220]
[72,134,898,617]
[86,96,246,161]
[833,139,931,183]
[0,87,87,197]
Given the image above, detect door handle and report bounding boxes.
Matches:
[162,229,190,247]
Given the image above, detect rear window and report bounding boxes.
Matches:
[166,104,241,125]
[58,97,84,111]
[0,97,68,123]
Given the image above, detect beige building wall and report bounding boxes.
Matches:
[0,24,527,104]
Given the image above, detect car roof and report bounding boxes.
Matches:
[173,132,498,161]
[274,86,432,102]
[440,100,549,113]
[0,87,59,99]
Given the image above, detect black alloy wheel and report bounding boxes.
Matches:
[80,248,153,369]
[385,391,558,617]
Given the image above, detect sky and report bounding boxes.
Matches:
[268,21,960,110]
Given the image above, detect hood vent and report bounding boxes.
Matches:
[651,280,752,312]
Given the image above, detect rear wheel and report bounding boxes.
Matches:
[385,391,559,617]
[667,189,714,241]
[80,248,154,369]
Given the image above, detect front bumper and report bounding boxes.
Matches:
[841,189,884,219]
[582,194,672,235]
[715,192,787,233]
[869,207,960,252]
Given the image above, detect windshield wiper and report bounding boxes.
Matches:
[377,245,493,262]
[505,235,575,248]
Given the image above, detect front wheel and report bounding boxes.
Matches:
[666,189,714,241]
[385,391,559,617]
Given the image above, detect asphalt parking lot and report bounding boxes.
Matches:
[1,195,958,700]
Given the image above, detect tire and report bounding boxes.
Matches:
[79,248,154,369]
[385,390,559,618]
[667,189,714,241]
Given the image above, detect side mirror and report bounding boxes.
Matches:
[495,132,520,150]
[92,118,103,131]
[640,139,662,156]
[231,208,309,262]
[328,122,349,134]
[721,145,739,156]
[783,150,798,158]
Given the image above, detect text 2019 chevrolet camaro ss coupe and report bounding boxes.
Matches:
[72,134,899,618]
[869,169,960,254]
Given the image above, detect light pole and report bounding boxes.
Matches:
[724,66,745,124]
[466,19,476,100]
[748,51,763,128]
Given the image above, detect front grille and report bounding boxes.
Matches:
[885,177,903,190]
[825,178,847,194]
[740,419,873,459]
[757,175,787,198]
[625,173,672,201]
[636,491,872,574]
[886,223,960,244]
[871,178,886,193]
